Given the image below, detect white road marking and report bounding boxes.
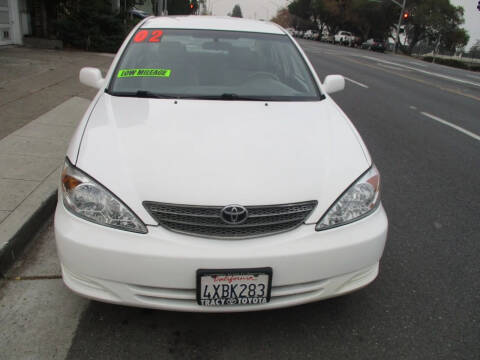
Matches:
[465,73,480,81]
[410,61,427,67]
[421,112,480,142]
[410,105,417,110]
[362,56,480,88]
[344,76,369,88]
[305,48,339,56]
[377,63,407,71]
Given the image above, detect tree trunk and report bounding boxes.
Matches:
[32,0,42,37]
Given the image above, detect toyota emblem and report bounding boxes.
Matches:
[220,205,249,225]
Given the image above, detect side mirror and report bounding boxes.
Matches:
[323,75,345,94]
[79,67,105,89]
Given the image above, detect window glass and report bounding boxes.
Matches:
[109,29,321,101]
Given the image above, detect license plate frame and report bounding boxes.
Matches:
[196,267,273,307]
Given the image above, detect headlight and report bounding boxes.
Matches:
[61,158,147,234]
[316,165,381,231]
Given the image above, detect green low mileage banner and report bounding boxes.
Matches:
[118,68,172,78]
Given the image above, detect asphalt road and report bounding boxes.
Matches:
[1,40,479,360]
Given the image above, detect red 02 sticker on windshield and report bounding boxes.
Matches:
[133,30,163,43]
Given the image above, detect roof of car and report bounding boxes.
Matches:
[142,16,285,35]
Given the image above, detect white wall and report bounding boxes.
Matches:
[8,0,23,44]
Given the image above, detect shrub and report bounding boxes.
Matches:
[55,0,137,53]
[421,56,480,72]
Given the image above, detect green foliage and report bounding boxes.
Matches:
[421,56,480,72]
[403,0,468,54]
[288,0,314,21]
[287,0,469,51]
[289,0,396,40]
[469,40,480,58]
[231,4,243,18]
[271,8,293,28]
[55,0,137,53]
[347,0,397,40]
[167,0,196,15]
[288,0,318,29]
[442,28,469,52]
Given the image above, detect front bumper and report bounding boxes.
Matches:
[54,202,388,312]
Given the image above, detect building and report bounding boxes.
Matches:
[0,0,30,45]
[0,0,155,47]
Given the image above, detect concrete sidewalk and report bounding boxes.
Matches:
[0,97,90,273]
[0,46,113,273]
[0,46,113,140]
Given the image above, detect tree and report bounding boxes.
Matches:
[231,4,243,18]
[469,40,480,58]
[442,28,469,54]
[152,0,198,15]
[55,0,136,52]
[287,0,469,52]
[288,0,318,30]
[289,0,397,40]
[271,8,293,28]
[403,0,468,54]
[314,0,347,35]
[288,0,314,21]
[347,0,397,40]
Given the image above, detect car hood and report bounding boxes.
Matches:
[76,94,370,225]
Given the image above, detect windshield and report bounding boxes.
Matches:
[108,29,321,101]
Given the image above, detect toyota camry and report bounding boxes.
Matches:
[55,16,388,312]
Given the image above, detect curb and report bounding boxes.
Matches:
[0,96,90,276]
[0,183,58,276]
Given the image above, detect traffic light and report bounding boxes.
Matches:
[188,0,198,14]
[403,12,409,20]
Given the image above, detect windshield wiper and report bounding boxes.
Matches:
[108,90,178,99]
[108,90,272,101]
[221,93,269,101]
[188,93,272,101]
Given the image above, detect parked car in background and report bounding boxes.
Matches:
[334,31,355,46]
[303,30,314,40]
[303,30,320,41]
[361,38,386,52]
[352,36,362,47]
[295,30,304,38]
[128,7,151,19]
[321,32,334,43]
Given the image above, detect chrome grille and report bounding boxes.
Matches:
[144,201,318,239]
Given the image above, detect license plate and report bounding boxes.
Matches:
[196,268,272,307]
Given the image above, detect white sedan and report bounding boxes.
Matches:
[55,16,388,312]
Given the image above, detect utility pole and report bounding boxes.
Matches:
[392,0,406,54]
[369,0,407,53]
[156,0,168,16]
